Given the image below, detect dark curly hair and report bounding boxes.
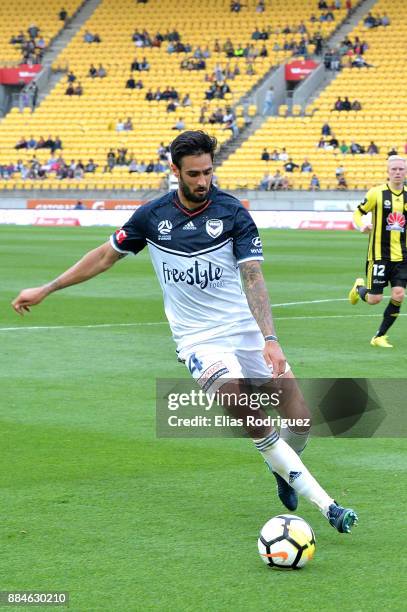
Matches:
[170,130,217,169]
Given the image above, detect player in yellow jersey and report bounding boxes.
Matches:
[348,156,407,347]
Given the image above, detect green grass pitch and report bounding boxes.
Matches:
[0,226,405,611]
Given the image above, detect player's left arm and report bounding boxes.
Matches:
[240,260,286,377]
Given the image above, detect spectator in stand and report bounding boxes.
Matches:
[335,164,345,177]
[337,175,348,190]
[387,147,398,157]
[126,75,136,89]
[137,160,147,173]
[261,148,270,161]
[328,134,339,150]
[27,135,37,149]
[381,13,390,26]
[279,147,289,162]
[36,136,46,149]
[340,140,349,155]
[367,141,379,155]
[15,137,28,150]
[172,117,185,130]
[363,12,378,28]
[342,96,351,111]
[310,174,320,190]
[28,24,40,39]
[128,158,138,173]
[85,159,97,173]
[269,170,284,190]
[88,63,97,78]
[351,55,373,69]
[29,82,38,110]
[59,7,68,21]
[97,64,107,78]
[350,141,364,155]
[124,117,133,131]
[259,171,272,190]
[116,118,125,132]
[317,137,326,149]
[35,36,46,51]
[230,1,242,12]
[145,160,155,173]
[10,31,26,45]
[65,83,75,95]
[321,122,331,136]
[182,93,192,106]
[262,86,274,116]
[154,159,167,173]
[74,82,83,95]
[284,158,299,172]
[333,97,343,111]
[166,100,178,113]
[83,31,101,43]
[256,0,265,13]
[351,99,362,111]
[67,70,76,83]
[301,159,313,172]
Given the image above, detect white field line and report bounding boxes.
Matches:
[1,298,404,332]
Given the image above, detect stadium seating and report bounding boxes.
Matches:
[0,1,82,64]
[0,0,346,190]
[217,0,407,191]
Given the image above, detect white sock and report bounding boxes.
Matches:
[280,426,309,455]
[254,433,333,516]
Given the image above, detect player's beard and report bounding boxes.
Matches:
[179,176,211,204]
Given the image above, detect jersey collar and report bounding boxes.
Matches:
[172,189,213,217]
[386,183,405,196]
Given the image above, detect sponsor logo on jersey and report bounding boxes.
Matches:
[206,219,223,239]
[182,220,197,230]
[386,211,405,232]
[162,260,224,289]
[383,199,392,209]
[158,219,173,240]
[251,236,263,254]
[115,229,127,244]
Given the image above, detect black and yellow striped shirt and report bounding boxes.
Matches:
[355,183,407,261]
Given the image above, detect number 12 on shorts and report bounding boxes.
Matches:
[373,264,385,276]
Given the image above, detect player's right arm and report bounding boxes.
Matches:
[11,241,121,315]
[353,187,376,233]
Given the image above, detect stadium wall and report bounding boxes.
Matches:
[0,190,362,211]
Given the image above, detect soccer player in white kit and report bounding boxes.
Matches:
[12,131,357,533]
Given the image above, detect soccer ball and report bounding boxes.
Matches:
[258,514,316,570]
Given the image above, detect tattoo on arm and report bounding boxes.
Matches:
[240,260,274,337]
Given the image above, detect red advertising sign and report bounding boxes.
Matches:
[0,64,42,85]
[33,217,80,226]
[285,60,318,81]
[27,199,144,210]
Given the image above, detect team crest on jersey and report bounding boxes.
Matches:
[383,199,392,209]
[206,219,223,239]
[115,229,127,244]
[158,219,173,240]
[386,211,405,232]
